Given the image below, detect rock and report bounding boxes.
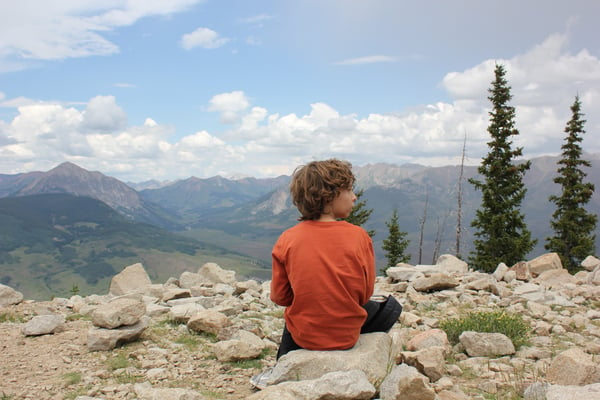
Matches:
[0,283,23,306]
[493,263,509,281]
[546,348,600,386]
[588,266,600,286]
[198,262,236,285]
[263,332,392,388]
[510,261,532,281]
[401,346,447,382]
[187,309,231,335]
[21,314,65,336]
[212,330,265,361]
[87,317,149,351]
[458,331,515,357]
[169,302,206,322]
[581,255,600,272]
[109,263,152,296]
[546,383,600,399]
[134,382,204,400]
[248,370,376,400]
[161,288,191,302]
[379,364,436,400]
[528,253,562,277]
[436,254,469,274]
[91,297,146,329]
[534,269,579,289]
[386,266,424,282]
[412,273,459,292]
[406,329,449,351]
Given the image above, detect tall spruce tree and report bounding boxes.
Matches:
[468,64,536,272]
[345,188,375,237]
[381,209,410,274]
[546,96,597,272]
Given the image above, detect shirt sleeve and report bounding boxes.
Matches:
[270,239,294,306]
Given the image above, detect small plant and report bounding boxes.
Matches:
[62,371,82,386]
[69,284,80,296]
[174,332,202,351]
[440,309,530,349]
[1,392,14,400]
[105,352,130,371]
[0,312,25,323]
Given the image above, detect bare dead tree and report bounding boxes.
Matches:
[432,211,450,263]
[418,189,429,264]
[456,133,467,258]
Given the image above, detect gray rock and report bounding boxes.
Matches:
[198,262,236,284]
[21,314,65,336]
[0,283,23,306]
[546,348,600,386]
[91,297,146,329]
[248,370,376,400]
[412,273,459,292]
[109,263,152,296]
[87,316,149,351]
[528,252,562,277]
[582,255,600,272]
[212,330,265,361]
[459,331,515,357]
[264,332,392,388]
[187,309,231,335]
[379,364,436,400]
[436,254,469,274]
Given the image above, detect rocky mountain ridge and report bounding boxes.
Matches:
[1,252,599,399]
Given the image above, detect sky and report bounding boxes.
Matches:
[0,0,599,183]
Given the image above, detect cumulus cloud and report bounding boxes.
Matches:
[180,27,230,50]
[0,31,599,181]
[0,0,203,66]
[207,91,250,123]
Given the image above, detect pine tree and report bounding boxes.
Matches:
[545,96,597,272]
[381,209,410,274]
[345,188,375,237]
[468,64,536,272]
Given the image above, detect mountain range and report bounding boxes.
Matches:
[1,155,599,299]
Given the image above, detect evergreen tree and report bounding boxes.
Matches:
[546,96,597,272]
[468,64,536,272]
[345,188,375,237]
[381,209,410,274]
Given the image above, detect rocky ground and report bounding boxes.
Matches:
[0,300,266,399]
[1,253,600,400]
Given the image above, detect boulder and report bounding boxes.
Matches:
[458,331,515,357]
[528,252,563,277]
[412,273,459,292]
[0,284,23,306]
[91,297,146,329]
[197,262,236,285]
[248,370,376,400]
[379,364,436,400]
[212,330,265,361]
[87,317,149,351]
[262,332,392,388]
[546,348,600,386]
[186,309,231,335]
[22,314,65,336]
[109,263,152,296]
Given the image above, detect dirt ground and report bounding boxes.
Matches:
[0,301,269,400]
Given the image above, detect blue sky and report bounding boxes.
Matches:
[1,0,599,182]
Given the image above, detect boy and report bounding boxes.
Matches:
[270,159,401,359]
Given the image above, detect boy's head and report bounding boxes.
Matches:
[289,159,355,221]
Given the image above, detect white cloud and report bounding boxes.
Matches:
[180,27,230,50]
[0,0,204,66]
[0,31,599,182]
[207,91,250,123]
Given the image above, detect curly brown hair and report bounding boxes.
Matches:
[289,159,355,221]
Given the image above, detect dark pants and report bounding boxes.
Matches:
[276,298,400,360]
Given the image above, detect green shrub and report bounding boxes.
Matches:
[440,309,530,349]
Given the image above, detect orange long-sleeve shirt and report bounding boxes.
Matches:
[270,220,375,350]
